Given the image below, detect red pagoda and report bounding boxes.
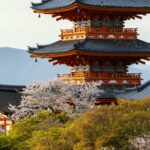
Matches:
[29,0,150,87]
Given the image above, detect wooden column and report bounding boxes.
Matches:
[88,65,91,81]
[3,118,7,136]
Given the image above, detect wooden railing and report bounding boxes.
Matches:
[57,72,141,86]
[60,26,138,41]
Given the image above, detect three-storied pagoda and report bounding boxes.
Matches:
[29,0,150,87]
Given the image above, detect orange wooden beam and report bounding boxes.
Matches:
[49,58,56,62]
[31,50,150,58]
[52,14,61,18]
[135,15,142,19]
[56,17,64,21]
[139,60,146,64]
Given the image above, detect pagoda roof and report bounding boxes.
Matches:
[29,39,150,57]
[98,92,116,99]
[118,80,150,99]
[32,0,150,11]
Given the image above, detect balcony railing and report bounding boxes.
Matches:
[60,26,138,41]
[57,72,141,86]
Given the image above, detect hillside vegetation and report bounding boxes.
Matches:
[0,98,150,150]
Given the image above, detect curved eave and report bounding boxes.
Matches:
[118,80,150,99]
[30,50,150,58]
[32,3,150,14]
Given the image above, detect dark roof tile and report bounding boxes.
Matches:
[98,92,116,99]
[32,0,150,10]
[29,39,150,55]
[0,85,25,114]
[118,80,150,99]
[0,84,25,92]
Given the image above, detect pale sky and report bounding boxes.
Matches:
[0,0,150,49]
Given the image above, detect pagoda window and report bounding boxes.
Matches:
[91,65,101,72]
[113,19,124,28]
[91,20,102,27]
[74,20,91,27]
[71,65,89,73]
[102,20,112,27]
[102,63,114,72]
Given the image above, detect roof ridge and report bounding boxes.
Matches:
[0,84,25,92]
[29,39,150,55]
[31,0,150,10]
[31,0,50,7]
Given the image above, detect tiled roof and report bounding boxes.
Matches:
[137,80,150,92]
[118,80,150,99]
[29,39,150,55]
[0,85,25,114]
[98,92,116,99]
[32,0,150,10]
[0,84,25,92]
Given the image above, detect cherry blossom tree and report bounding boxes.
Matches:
[9,80,102,121]
[130,134,150,149]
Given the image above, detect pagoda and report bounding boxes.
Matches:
[29,0,150,87]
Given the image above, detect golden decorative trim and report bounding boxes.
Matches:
[61,27,137,41]
[57,72,141,86]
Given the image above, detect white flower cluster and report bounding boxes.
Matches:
[9,80,102,121]
[130,134,150,149]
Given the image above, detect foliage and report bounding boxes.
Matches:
[0,98,150,150]
[0,134,11,150]
[9,80,101,121]
[0,110,69,150]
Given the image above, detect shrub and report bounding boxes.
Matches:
[0,98,150,150]
[59,98,150,149]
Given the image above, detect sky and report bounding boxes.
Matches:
[0,0,72,49]
[0,0,150,49]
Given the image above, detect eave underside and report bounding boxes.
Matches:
[32,54,149,66]
[33,4,150,21]
[31,0,150,21]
